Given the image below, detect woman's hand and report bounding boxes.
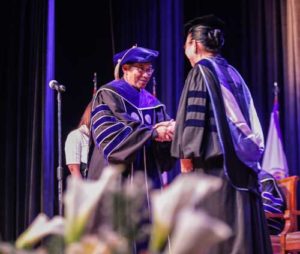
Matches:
[180,159,194,173]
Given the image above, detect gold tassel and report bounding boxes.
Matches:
[114,59,121,80]
[114,44,137,80]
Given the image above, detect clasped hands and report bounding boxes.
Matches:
[154,119,175,142]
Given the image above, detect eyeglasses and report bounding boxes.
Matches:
[131,65,154,75]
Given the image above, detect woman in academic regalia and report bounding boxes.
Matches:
[171,15,272,254]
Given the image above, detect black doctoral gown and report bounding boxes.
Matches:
[171,56,272,254]
[88,79,174,189]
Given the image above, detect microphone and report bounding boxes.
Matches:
[49,80,66,92]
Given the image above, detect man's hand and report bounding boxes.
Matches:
[154,120,175,142]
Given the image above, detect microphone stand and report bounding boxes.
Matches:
[56,90,64,216]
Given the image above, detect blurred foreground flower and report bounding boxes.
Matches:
[167,208,231,254]
[64,164,124,244]
[0,242,48,254]
[15,213,64,249]
[97,171,151,253]
[12,168,230,254]
[65,230,128,254]
[149,173,223,252]
[65,235,108,254]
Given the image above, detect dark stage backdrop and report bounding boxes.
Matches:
[1,0,299,242]
[55,0,115,186]
[1,0,55,241]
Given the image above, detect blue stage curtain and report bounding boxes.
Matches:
[111,0,183,117]
[0,0,55,241]
[111,0,183,180]
[43,0,56,221]
[281,0,300,176]
[239,0,284,138]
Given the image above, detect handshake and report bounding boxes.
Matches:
[154,120,176,142]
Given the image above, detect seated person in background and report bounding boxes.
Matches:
[259,169,286,235]
[65,102,92,178]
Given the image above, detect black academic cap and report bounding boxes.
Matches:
[184,14,225,35]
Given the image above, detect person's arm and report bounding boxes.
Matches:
[67,164,82,178]
[91,89,162,163]
[151,108,176,173]
[171,66,213,166]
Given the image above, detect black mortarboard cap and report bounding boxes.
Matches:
[184,14,225,35]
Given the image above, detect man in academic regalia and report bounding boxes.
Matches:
[88,46,175,189]
[171,15,272,253]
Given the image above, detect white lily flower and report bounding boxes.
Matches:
[65,235,109,254]
[65,230,128,254]
[64,164,124,244]
[166,208,231,254]
[150,173,222,251]
[15,213,64,249]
